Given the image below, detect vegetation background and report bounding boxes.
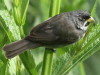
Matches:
[0,0,100,75]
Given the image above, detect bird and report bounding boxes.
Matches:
[3,10,95,59]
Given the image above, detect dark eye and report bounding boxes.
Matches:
[79,15,90,21]
[82,15,90,20]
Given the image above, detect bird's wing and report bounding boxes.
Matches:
[28,14,66,43]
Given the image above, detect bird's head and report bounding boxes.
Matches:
[70,10,95,30]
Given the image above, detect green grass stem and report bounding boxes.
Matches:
[41,0,61,75]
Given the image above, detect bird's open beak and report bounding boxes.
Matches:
[86,16,95,23]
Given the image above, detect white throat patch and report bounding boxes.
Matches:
[80,21,88,31]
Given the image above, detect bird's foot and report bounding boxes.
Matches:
[45,48,56,52]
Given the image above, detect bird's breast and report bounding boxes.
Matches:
[65,29,85,44]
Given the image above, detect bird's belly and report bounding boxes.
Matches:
[45,35,82,48]
[44,30,85,48]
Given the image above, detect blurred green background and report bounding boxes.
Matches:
[0,0,100,75]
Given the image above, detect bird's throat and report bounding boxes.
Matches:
[80,21,89,31]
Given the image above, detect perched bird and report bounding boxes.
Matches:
[3,10,95,59]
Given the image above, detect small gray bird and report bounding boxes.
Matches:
[3,10,95,59]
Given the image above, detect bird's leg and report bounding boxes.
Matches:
[45,48,56,52]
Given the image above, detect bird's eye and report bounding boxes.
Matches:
[82,15,90,20]
[79,15,90,21]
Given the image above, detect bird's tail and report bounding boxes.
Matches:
[3,39,41,59]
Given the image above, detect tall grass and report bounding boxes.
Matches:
[0,0,100,75]
[41,0,61,75]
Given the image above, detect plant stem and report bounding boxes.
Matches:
[79,63,86,75]
[41,49,54,75]
[19,26,25,38]
[41,0,61,75]
[49,0,61,17]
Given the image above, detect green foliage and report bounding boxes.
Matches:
[0,0,6,10]
[13,0,29,26]
[13,0,38,75]
[0,0,100,75]
[0,10,20,75]
[0,10,21,41]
